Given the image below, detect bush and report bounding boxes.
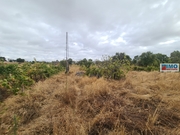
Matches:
[133,66,159,72]
[133,66,145,71]
[0,62,64,95]
[85,56,130,80]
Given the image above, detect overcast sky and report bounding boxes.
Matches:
[0,0,180,61]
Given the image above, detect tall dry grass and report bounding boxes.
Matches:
[0,66,180,135]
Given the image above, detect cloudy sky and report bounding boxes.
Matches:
[0,0,180,61]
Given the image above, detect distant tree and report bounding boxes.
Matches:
[153,53,170,67]
[68,58,73,65]
[155,53,169,63]
[138,51,156,67]
[170,50,180,63]
[16,58,25,63]
[126,55,132,62]
[77,58,93,68]
[112,52,132,63]
[60,60,66,68]
[112,53,125,60]
[132,55,140,65]
[133,52,170,67]
[88,59,93,62]
[0,57,6,62]
[94,59,101,65]
[9,59,16,62]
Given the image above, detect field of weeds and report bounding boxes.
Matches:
[0,65,180,135]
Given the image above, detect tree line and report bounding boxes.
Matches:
[0,57,25,63]
[132,50,180,67]
[1,50,180,68]
[75,50,180,73]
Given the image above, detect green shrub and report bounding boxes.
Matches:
[133,65,159,72]
[0,62,64,95]
[84,56,130,80]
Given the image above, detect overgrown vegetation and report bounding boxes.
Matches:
[0,62,64,97]
[0,66,180,134]
[76,50,180,75]
[84,56,130,80]
[0,50,180,134]
[132,50,180,71]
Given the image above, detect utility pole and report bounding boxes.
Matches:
[65,32,69,74]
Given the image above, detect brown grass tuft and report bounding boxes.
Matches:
[1,67,180,135]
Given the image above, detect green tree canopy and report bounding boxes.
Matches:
[138,51,156,67]
[0,57,6,62]
[132,55,140,65]
[170,50,180,63]
[16,58,25,63]
[77,58,93,68]
[112,52,132,62]
[155,53,169,63]
[68,58,73,65]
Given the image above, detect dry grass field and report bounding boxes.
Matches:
[0,65,180,135]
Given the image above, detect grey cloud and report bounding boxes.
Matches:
[0,0,180,61]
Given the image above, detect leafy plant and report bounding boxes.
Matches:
[0,62,64,95]
[84,55,130,80]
